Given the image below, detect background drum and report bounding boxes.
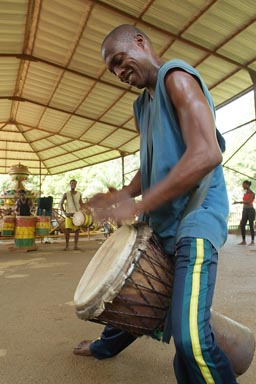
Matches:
[2,215,15,236]
[72,209,93,228]
[15,216,36,250]
[35,216,50,236]
[74,223,255,377]
[211,310,255,377]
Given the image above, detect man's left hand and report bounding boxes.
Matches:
[93,198,139,224]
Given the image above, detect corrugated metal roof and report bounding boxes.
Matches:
[0,0,255,175]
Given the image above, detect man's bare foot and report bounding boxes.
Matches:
[73,340,92,356]
[248,241,255,246]
[238,241,246,245]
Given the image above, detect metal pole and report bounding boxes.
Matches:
[39,160,42,197]
[121,154,125,187]
[118,151,125,187]
[248,69,256,118]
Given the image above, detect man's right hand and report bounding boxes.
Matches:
[88,186,122,209]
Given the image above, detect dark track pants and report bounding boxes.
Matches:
[240,207,255,241]
[88,237,238,384]
[89,325,137,359]
[171,238,237,383]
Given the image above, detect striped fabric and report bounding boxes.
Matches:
[172,237,237,384]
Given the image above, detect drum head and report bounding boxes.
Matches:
[74,225,137,318]
[73,211,84,226]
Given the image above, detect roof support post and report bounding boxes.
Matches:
[39,160,42,198]
[248,69,256,119]
[119,151,125,188]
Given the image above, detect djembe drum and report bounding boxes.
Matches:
[72,209,93,228]
[74,223,255,376]
[75,223,173,334]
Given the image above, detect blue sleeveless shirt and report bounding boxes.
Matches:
[133,59,229,254]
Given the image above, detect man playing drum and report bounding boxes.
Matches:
[73,25,237,384]
[60,179,84,251]
[14,189,34,216]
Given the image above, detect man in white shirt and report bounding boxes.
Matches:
[60,179,83,250]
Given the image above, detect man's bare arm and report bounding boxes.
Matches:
[136,70,222,215]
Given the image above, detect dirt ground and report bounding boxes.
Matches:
[0,232,255,384]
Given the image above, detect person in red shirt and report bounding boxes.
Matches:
[234,180,255,245]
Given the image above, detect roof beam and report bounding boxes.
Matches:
[0,96,136,133]
[97,0,255,69]
[0,53,137,96]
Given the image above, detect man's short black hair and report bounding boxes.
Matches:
[101,24,151,50]
[70,179,77,184]
[18,189,26,194]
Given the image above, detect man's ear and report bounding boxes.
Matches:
[134,34,145,48]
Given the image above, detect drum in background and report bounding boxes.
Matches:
[211,310,255,377]
[15,216,36,249]
[72,209,93,228]
[35,216,51,236]
[74,222,255,377]
[74,223,174,336]
[2,216,15,236]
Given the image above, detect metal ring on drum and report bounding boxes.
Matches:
[74,222,255,377]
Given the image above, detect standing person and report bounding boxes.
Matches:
[103,220,111,238]
[14,190,34,216]
[73,25,237,384]
[60,179,83,251]
[234,180,255,245]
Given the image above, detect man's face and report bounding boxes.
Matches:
[19,192,26,200]
[70,181,77,190]
[103,37,149,89]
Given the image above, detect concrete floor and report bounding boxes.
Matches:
[0,232,255,384]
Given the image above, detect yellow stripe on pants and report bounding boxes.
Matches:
[189,238,215,384]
